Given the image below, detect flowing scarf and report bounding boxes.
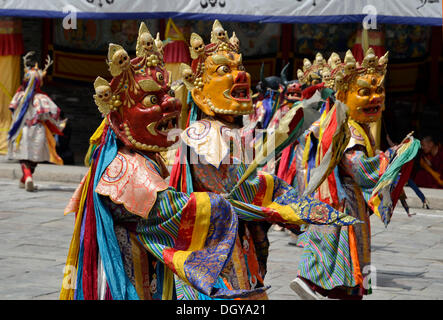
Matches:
[62,127,139,300]
[91,128,140,299]
[369,138,420,226]
[8,76,37,140]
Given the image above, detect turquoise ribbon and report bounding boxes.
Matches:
[92,129,139,300]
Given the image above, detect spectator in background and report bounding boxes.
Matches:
[412,135,443,189]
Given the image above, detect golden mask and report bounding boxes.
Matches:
[191,50,253,118]
[335,48,388,124]
[338,73,386,123]
[182,20,252,120]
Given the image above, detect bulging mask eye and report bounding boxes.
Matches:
[358,88,370,96]
[168,89,175,97]
[216,65,230,76]
[143,95,158,108]
[156,72,164,82]
[375,86,384,94]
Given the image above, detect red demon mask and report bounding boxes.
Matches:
[96,41,181,153]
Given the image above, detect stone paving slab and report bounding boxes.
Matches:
[0,160,87,184]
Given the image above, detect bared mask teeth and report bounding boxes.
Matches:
[362,105,381,115]
[155,115,178,133]
[146,122,158,135]
[230,85,250,101]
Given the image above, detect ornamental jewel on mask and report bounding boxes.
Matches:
[93,23,182,153]
[180,20,253,118]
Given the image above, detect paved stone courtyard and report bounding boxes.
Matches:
[0,177,442,300]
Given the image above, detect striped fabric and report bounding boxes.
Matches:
[341,149,381,204]
[369,138,420,226]
[296,125,418,298]
[230,201,273,221]
[8,75,36,140]
[233,171,360,227]
[297,226,356,290]
[175,277,199,300]
[137,189,269,299]
[61,129,140,300]
[230,163,259,204]
[62,129,266,299]
[138,187,188,261]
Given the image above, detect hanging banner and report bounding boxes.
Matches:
[0,0,441,25]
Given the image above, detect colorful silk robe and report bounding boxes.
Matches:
[60,125,357,300]
[170,117,360,299]
[60,127,269,300]
[296,120,419,298]
[276,88,335,189]
[7,78,64,164]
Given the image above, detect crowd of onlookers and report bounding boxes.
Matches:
[412,134,443,189]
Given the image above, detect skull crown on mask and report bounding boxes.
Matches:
[334,48,389,124]
[93,26,182,153]
[181,20,253,122]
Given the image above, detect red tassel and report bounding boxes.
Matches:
[285,157,298,186]
[169,149,181,188]
[81,147,102,300]
[277,145,292,180]
[301,83,325,100]
[43,120,64,136]
[391,159,415,209]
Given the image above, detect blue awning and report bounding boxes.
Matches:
[0,0,441,26]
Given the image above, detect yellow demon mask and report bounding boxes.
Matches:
[335,48,388,124]
[180,20,253,122]
[192,51,252,117]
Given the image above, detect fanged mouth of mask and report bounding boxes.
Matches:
[156,115,178,133]
[147,114,179,136]
[230,84,250,101]
[361,105,381,115]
